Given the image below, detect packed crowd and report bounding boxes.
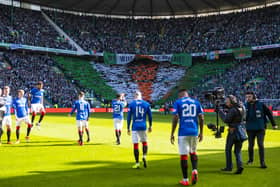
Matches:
[46,5,280,54]
[94,61,185,103]
[190,55,280,110]
[151,62,185,101]
[0,4,74,50]
[1,4,279,54]
[0,51,79,107]
[93,63,139,102]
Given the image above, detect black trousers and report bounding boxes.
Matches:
[225,131,243,169]
[247,130,265,164]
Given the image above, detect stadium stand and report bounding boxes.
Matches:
[54,56,116,102]
[0,3,279,108]
[93,62,138,102]
[190,54,280,110]
[0,51,78,107]
[45,5,280,54]
[94,60,186,103]
[0,4,74,50]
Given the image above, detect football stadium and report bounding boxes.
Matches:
[0,0,279,186]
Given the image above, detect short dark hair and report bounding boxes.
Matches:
[246,91,255,96]
[178,89,188,93]
[116,93,121,98]
[245,91,257,99]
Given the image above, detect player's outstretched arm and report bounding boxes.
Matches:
[69,101,77,116]
[87,102,91,121]
[170,115,178,145]
[147,106,152,133]
[25,99,29,114]
[198,114,204,142]
[127,107,132,135]
[27,93,32,106]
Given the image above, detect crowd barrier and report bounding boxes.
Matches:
[43,108,280,116]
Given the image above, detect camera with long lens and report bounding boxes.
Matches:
[204,87,226,138]
[204,87,225,106]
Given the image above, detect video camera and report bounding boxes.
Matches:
[204,87,225,107]
[204,87,226,138]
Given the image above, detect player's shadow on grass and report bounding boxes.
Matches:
[0,147,279,187]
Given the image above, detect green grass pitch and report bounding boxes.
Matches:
[0,113,279,187]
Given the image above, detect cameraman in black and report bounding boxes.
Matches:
[245,91,277,168]
[218,95,246,174]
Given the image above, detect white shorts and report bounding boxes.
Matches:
[31,103,45,113]
[16,116,31,127]
[132,130,147,144]
[2,116,12,127]
[113,118,123,130]
[178,136,198,155]
[76,120,89,128]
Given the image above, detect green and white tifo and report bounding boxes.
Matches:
[0,113,279,187]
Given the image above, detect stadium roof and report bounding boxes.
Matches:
[20,0,279,16]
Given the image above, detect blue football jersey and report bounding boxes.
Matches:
[127,100,152,131]
[13,97,29,118]
[112,99,125,119]
[172,97,204,136]
[4,95,12,116]
[30,88,44,104]
[70,99,91,120]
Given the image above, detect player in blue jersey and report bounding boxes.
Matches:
[0,88,6,145]
[13,89,33,144]
[29,81,46,129]
[170,89,204,186]
[2,86,13,144]
[112,93,126,145]
[69,91,91,146]
[127,91,152,169]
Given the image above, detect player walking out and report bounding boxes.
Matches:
[170,89,204,186]
[0,88,6,145]
[2,86,13,144]
[29,81,46,130]
[13,90,33,143]
[127,91,152,169]
[112,93,126,145]
[69,92,91,145]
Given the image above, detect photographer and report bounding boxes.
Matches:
[218,95,246,174]
[245,92,278,168]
